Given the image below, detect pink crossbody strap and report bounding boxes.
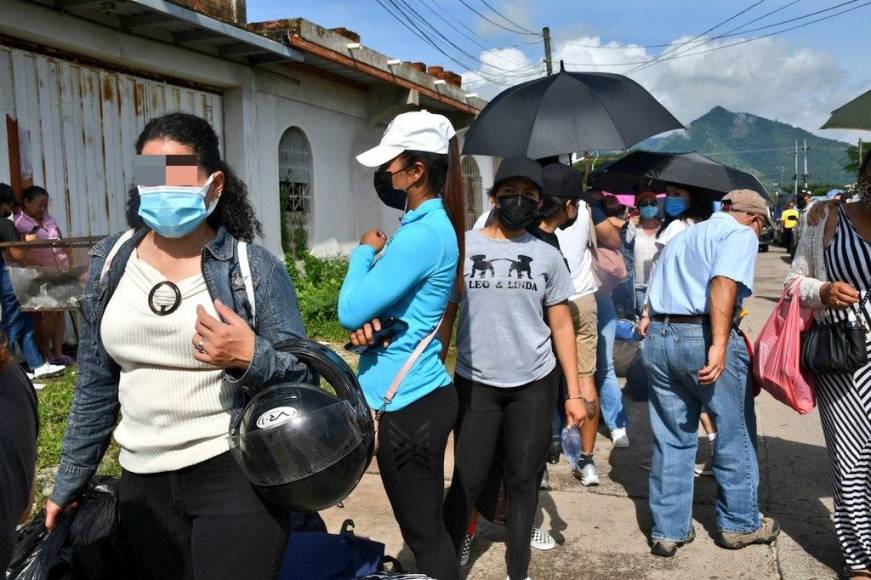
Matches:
[377,315,445,414]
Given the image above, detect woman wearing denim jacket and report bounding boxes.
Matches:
[45,113,308,580]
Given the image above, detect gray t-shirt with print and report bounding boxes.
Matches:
[453,229,575,387]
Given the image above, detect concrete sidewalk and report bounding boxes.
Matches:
[322,246,840,579]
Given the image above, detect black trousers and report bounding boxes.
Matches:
[444,368,559,580]
[377,385,459,580]
[119,452,289,580]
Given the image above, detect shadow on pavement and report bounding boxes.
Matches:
[606,393,840,573]
[760,435,841,573]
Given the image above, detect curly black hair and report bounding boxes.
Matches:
[126,113,262,242]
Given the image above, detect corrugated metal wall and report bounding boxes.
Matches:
[0,44,224,237]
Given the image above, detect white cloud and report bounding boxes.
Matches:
[462,34,871,143]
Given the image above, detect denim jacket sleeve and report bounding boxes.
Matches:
[224,247,310,393]
[50,238,122,507]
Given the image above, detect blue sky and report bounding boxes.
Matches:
[247,1,871,142]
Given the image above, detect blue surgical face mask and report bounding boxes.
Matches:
[639,205,659,220]
[137,174,218,238]
[664,196,688,218]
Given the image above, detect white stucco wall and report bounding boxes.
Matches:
[250,69,389,257]
[1,0,483,259]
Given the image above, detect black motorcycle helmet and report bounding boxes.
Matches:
[229,340,374,512]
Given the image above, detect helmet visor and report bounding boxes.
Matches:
[230,400,363,486]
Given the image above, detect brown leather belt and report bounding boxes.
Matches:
[650,314,709,325]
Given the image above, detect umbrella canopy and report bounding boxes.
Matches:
[821,89,871,131]
[588,150,771,201]
[462,65,683,158]
[604,192,665,208]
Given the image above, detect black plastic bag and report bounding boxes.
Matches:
[6,477,125,580]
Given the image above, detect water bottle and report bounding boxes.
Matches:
[561,425,582,470]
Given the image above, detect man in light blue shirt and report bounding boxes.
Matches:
[640,189,781,557]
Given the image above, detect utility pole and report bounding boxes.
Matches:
[793,139,799,197]
[543,26,553,76]
[802,139,810,190]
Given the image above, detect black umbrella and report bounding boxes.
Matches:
[462,63,683,158]
[588,150,771,201]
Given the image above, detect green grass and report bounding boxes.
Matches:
[33,366,121,508]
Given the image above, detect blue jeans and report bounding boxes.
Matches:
[595,292,628,432]
[0,267,43,370]
[643,321,760,541]
[634,286,648,318]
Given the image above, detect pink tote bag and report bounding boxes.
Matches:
[752,279,816,414]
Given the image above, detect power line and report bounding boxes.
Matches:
[374,0,525,86]
[630,0,852,73]
[562,0,803,50]
[626,0,768,74]
[391,0,531,72]
[629,0,871,72]
[416,0,542,70]
[476,0,539,35]
[557,0,868,68]
[455,0,542,36]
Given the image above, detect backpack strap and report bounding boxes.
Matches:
[100,229,135,284]
[376,316,444,415]
[237,240,255,322]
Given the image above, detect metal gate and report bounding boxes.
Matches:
[278,126,312,255]
[0,44,223,238]
[462,156,483,230]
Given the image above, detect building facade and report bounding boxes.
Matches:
[0,0,496,257]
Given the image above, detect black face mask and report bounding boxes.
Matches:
[374,168,408,211]
[496,195,539,231]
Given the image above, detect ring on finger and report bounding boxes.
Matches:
[196,337,207,353]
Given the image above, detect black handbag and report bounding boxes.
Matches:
[801,292,870,375]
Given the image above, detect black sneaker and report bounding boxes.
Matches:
[547,440,562,464]
[651,526,696,558]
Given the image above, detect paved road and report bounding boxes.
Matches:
[322,245,841,579]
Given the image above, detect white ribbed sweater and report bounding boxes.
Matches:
[101,252,233,473]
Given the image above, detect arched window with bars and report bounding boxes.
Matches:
[278,127,313,256]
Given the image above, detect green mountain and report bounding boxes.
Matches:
[640,106,853,190]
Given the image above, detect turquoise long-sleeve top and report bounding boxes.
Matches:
[338,198,458,412]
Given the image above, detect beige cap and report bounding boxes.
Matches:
[722,189,770,224]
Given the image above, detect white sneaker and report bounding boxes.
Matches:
[530,526,556,551]
[694,457,714,477]
[459,533,474,567]
[573,457,600,486]
[31,383,46,391]
[611,428,630,448]
[28,362,65,380]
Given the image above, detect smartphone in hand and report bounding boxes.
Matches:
[344,317,409,354]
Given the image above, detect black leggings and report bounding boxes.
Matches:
[444,368,559,580]
[119,452,289,580]
[377,385,459,580]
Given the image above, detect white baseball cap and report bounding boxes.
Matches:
[356,110,456,168]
